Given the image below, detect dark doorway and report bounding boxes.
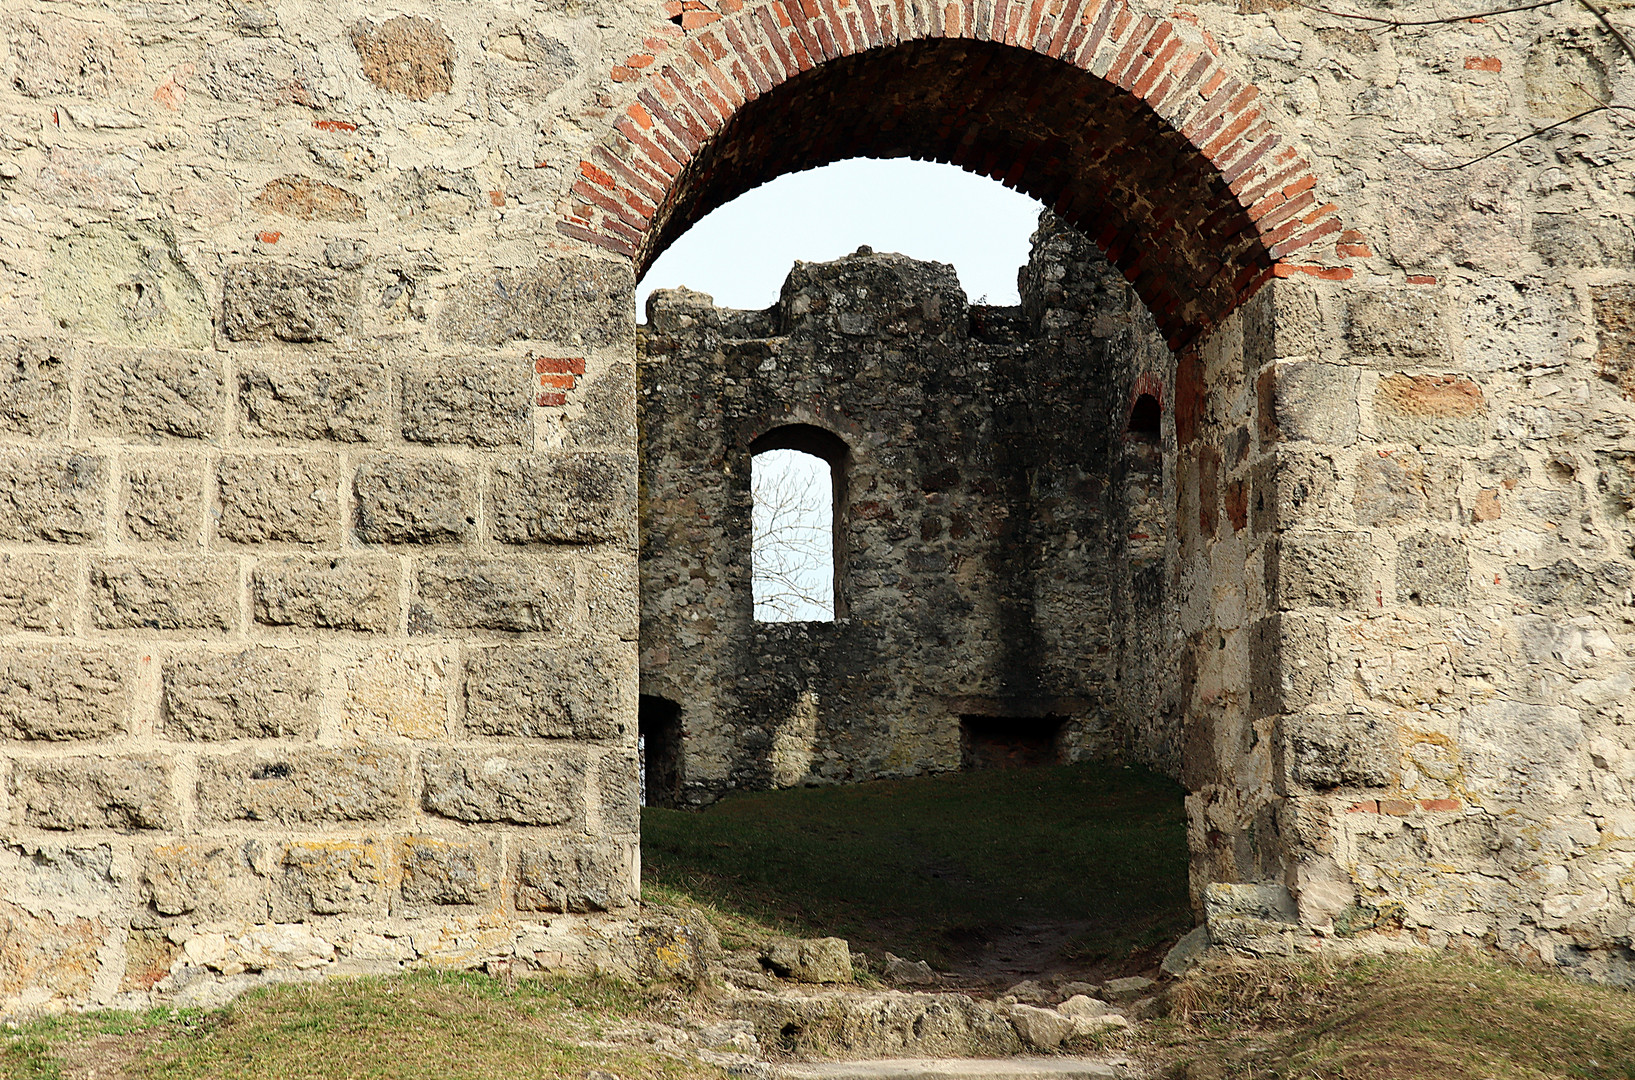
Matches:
[960,715,1066,771]
[639,695,682,808]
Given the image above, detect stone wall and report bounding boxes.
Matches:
[1,0,1633,1008]
[638,219,1177,803]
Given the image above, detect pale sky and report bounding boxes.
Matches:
[637,157,1047,315]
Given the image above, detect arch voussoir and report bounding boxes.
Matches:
[560,0,1361,342]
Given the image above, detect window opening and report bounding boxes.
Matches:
[639,695,682,808]
[960,715,1066,770]
[751,428,846,622]
[1127,393,1161,442]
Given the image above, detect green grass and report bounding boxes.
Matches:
[641,761,1192,968]
[2,972,727,1080]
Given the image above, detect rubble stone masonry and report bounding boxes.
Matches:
[0,0,1632,1009]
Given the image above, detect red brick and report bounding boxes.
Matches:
[1380,799,1416,816]
[539,373,576,390]
[1347,800,1378,813]
[1407,274,1438,285]
[537,391,568,407]
[1464,55,1501,71]
[682,9,722,25]
[1421,798,1461,812]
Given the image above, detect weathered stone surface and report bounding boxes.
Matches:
[1461,702,1583,802]
[762,937,852,983]
[42,220,210,349]
[0,449,106,543]
[143,843,268,920]
[221,263,359,343]
[438,258,635,348]
[0,900,104,1002]
[566,361,637,449]
[0,336,70,438]
[514,839,634,912]
[239,356,389,442]
[1007,1003,1075,1050]
[1249,614,1332,716]
[251,557,397,632]
[274,840,386,918]
[1346,290,1446,358]
[410,557,574,634]
[464,644,631,739]
[585,554,639,641]
[1270,362,1359,444]
[89,557,237,631]
[1273,532,1373,609]
[598,752,640,834]
[202,37,324,107]
[10,756,176,831]
[337,647,451,739]
[123,454,203,542]
[217,454,341,545]
[0,553,74,633]
[354,457,476,543]
[1284,713,1397,789]
[83,349,221,439]
[1396,533,1469,606]
[1353,451,1460,525]
[163,648,320,740]
[1593,284,1635,401]
[399,837,494,906]
[6,16,144,98]
[419,748,585,825]
[1251,451,1337,535]
[122,929,180,991]
[196,747,411,824]
[252,176,366,221]
[351,16,454,100]
[1374,374,1487,445]
[400,359,531,447]
[0,647,129,741]
[490,453,637,546]
[1506,558,1632,608]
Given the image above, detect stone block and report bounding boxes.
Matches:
[1250,451,1337,535]
[196,746,411,825]
[1248,614,1332,717]
[1272,532,1373,609]
[398,836,495,906]
[89,557,238,631]
[0,336,70,437]
[221,263,359,343]
[337,647,451,739]
[251,557,398,632]
[400,358,531,447]
[438,257,635,349]
[42,220,211,349]
[514,839,635,912]
[0,899,105,1001]
[1242,278,1322,367]
[410,557,574,634]
[490,453,637,546]
[1506,558,1632,608]
[0,553,74,633]
[1283,713,1397,790]
[463,644,632,740]
[202,37,324,108]
[10,756,176,831]
[584,554,639,641]
[566,361,637,449]
[0,449,106,543]
[83,349,221,439]
[273,840,386,919]
[1593,284,1635,401]
[1374,374,1487,445]
[162,648,321,740]
[419,748,585,826]
[122,930,180,992]
[1354,451,1461,526]
[0,646,129,741]
[762,937,852,983]
[1345,290,1446,358]
[216,454,341,545]
[142,842,268,920]
[1396,533,1469,606]
[122,454,203,543]
[1267,362,1358,444]
[6,16,143,98]
[251,176,365,221]
[351,16,454,100]
[1461,702,1582,802]
[599,751,640,834]
[353,457,475,544]
[239,356,389,442]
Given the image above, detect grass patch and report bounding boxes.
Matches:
[1150,953,1635,1079]
[641,761,1191,968]
[3,972,726,1080]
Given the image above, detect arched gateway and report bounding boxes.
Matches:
[1,0,1632,1011]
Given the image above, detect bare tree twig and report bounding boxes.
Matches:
[1287,0,1566,30]
[1577,0,1635,65]
[1424,103,1635,170]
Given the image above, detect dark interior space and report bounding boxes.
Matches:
[639,695,683,808]
[960,715,1066,771]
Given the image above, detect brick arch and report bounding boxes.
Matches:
[558,0,1358,347]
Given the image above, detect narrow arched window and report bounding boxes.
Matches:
[1127,392,1161,442]
[750,425,846,622]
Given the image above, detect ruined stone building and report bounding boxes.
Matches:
[2,0,1634,1011]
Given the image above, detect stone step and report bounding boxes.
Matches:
[776,1057,1134,1080]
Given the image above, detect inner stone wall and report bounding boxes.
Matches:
[638,218,1177,804]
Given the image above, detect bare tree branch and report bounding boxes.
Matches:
[752,450,835,622]
[1288,0,1568,30]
